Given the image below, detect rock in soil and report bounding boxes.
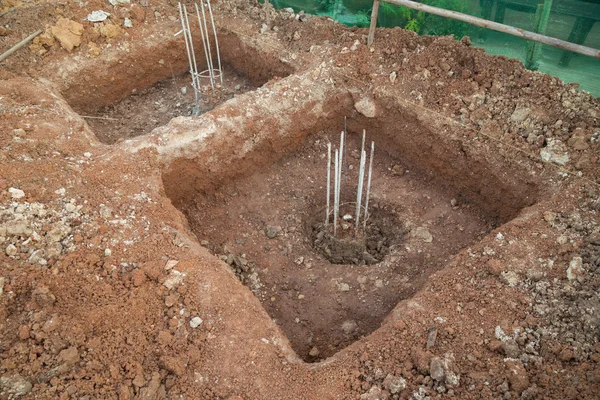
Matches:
[0,375,33,397]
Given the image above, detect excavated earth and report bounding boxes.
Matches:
[1,0,600,399]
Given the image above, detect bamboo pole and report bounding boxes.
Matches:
[367,0,381,47]
[0,29,42,64]
[374,0,600,59]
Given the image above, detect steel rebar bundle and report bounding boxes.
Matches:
[178,1,223,112]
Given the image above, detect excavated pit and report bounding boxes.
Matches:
[166,110,541,362]
[81,64,258,144]
[61,30,293,144]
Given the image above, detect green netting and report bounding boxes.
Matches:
[265,0,600,97]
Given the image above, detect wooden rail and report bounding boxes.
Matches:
[367,0,600,60]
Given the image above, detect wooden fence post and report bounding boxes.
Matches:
[368,0,381,47]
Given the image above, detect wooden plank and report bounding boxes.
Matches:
[0,29,42,64]
[367,0,381,47]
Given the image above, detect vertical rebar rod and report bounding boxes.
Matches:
[338,130,344,210]
[355,149,366,228]
[363,142,374,230]
[361,129,366,156]
[355,129,366,228]
[195,2,214,93]
[180,3,201,109]
[200,0,216,92]
[179,3,195,104]
[205,0,223,84]
[334,149,339,237]
[326,142,331,226]
[343,117,348,212]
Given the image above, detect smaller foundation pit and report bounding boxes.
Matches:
[61,30,293,145]
[83,64,257,144]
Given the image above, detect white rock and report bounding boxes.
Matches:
[339,282,350,292]
[163,270,186,290]
[86,10,110,22]
[354,97,376,118]
[510,106,530,123]
[383,374,406,394]
[99,205,112,219]
[360,386,384,400]
[540,139,569,165]
[0,375,32,396]
[46,224,71,243]
[83,152,92,158]
[6,221,31,236]
[567,256,584,281]
[189,317,203,328]
[5,244,17,256]
[8,187,24,199]
[413,227,433,243]
[123,17,133,28]
[165,259,179,270]
[104,248,112,257]
[108,0,130,5]
[500,270,520,287]
[0,276,4,296]
[341,320,358,334]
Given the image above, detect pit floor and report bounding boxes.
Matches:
[181,129,499,361]
[83,64,256,144]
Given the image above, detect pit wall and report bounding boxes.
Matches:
[124,68,354,209]
[144,81,552,227]
[50,21,295,114]
[351,89,549,223]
